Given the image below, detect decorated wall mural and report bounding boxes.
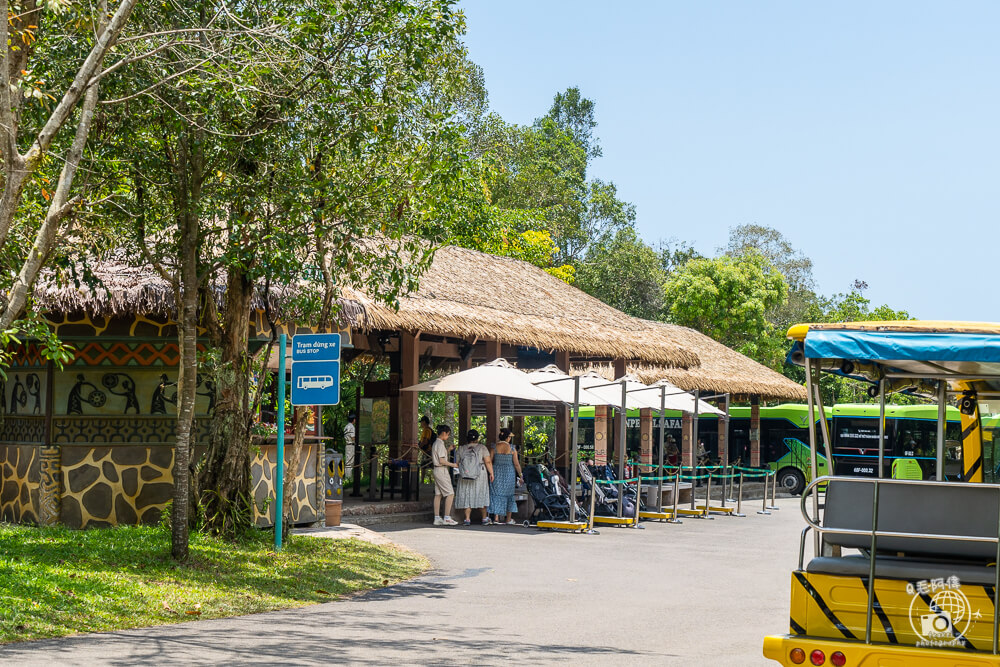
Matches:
[0,314,329,529]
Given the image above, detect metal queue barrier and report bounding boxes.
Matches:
[590,476,642,527]
[635,462,779,521]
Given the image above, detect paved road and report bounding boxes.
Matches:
[2,498,804,666]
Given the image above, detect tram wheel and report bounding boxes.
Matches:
[777,467,806,496]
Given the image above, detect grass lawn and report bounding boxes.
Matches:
[0,524,428,644]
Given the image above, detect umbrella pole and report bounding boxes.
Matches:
[658,385,666,510]
[570,376,580,524]
[691,390,700,512]
[618,380,627,519]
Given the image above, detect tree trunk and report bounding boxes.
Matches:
[171,150,201,560]
[198,268,255,536]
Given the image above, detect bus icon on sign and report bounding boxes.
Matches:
[297,375,335,390]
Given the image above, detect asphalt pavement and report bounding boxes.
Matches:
[1,497,804,666]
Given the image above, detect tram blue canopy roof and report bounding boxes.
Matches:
[803,330,1000,364]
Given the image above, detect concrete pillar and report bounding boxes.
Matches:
[400,332,420,461]
[554,350,571,470]
[484,341,501,443]
[717,395,730,467]
[639,408,653,474]
[750,395,761,467]
[594,405,608,465]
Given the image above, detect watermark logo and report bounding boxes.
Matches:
[906,577,982,647]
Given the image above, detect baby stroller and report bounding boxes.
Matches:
[583,463,642,518]
[522,464,586,523]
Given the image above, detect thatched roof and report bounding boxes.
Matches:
[32,260,365,325]
[574,322,807,402]
[30,242,804,400]
[343,245,699,368]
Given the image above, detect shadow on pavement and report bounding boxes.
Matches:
[0,609,655,665]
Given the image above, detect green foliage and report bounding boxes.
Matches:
[454,86,635,272]
[574,227,667,319]
[0,523,425,643]
[0,314,74,379]
[663,251,789,361]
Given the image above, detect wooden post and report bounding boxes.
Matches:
[750,395,761,467]
[458,354,472,444]
[388,342,401,459]
[717,395,729,467]
[400,332,420,462]
[594,405,608,465]
[38,360,60,526]
[554,350,571,471]
[612,359,627,465]
[512,416,525,452]
[485,341,501,444]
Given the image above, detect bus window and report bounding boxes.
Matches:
[833,417,881,454]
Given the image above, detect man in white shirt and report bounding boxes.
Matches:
[343,413,357,481]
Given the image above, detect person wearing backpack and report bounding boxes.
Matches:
[454,429,494,526]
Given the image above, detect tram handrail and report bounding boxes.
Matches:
[797,475,1000,653]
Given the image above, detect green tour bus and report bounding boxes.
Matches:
[574,403,969,494]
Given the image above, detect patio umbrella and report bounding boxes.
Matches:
[526,365,606,406]
[630,379,725,416]
[579,372,662,410]
[402,358,560,402]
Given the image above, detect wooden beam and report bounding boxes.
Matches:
[612,358,626,467]
[400,332,420,462]
[485,340,501,443]
[458,352,472,447]
[717,395,729,467]
[554,350,570,472]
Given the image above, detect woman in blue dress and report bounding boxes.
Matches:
[488,428,523,525]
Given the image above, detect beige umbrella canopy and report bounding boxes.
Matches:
[578,372,663,410]
[630,379,726,416]
[526,365,607,406]
[402,358,560,402]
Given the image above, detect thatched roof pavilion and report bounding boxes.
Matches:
[576,322,807,402]
[342,245,698,368]
[22,241,805,482]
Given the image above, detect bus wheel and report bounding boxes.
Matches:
[777,468,806,496]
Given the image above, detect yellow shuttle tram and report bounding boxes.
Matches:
[764,321,1000,666]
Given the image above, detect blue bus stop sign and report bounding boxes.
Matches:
[292,333,341,362]
[290,333,341,406]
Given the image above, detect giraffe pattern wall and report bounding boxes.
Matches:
[1,314,326,529]
[251,443,320,526]
[0,445,40,523]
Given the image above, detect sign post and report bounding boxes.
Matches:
[275,333,342,550]
[275,333,287,549]
[291,334,342,406]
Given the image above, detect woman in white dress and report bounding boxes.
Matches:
[454,429,494,525]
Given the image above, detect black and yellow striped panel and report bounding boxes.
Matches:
[790,570,997,650]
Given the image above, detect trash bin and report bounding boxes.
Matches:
[325,449,344,527]
[325,449,344,501]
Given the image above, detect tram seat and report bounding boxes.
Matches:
[890,457,923,480]
[819,479,1000,562]
[806,555,998,586]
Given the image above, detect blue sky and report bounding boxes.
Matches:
[459,1,1000,320]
